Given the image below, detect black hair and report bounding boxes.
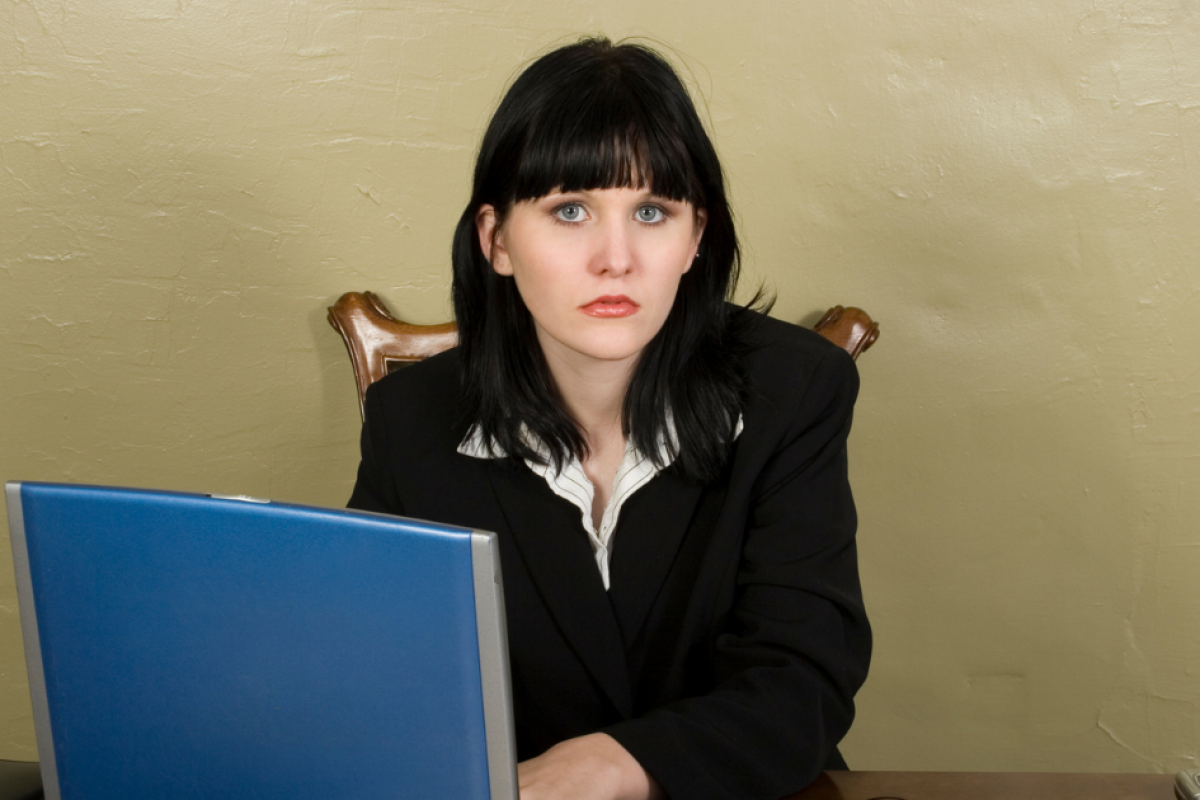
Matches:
[451,37,762,484]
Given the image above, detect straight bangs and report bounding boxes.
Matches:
[506,82,705,207]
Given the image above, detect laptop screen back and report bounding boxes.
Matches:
[6,482,516,800]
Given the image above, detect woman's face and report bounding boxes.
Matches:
[477,187,705,376]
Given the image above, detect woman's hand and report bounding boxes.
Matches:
[517,733,664,800]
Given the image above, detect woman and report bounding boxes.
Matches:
[349,38,870,800]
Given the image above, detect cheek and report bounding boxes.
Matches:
[508,243,575,292]
[652,235,698,275]
[507,259,567,317]
[653,247,694,291]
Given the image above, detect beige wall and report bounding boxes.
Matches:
[2,0,1197,772]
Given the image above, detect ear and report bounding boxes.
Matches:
[684,208,708,273]
[476,204,512,276]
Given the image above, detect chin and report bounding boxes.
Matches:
[571,339,649,364]
[538,322,657,366]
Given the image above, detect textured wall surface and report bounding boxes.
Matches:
[2,0,1197,772]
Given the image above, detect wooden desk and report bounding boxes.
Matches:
[0,761,41,800]
[785,771,1176,800]
[0,763,1178,800]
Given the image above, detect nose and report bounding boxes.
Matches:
[591,218,635,277]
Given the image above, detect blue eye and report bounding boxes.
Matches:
[555,203,584,222]
[636,205,664,223]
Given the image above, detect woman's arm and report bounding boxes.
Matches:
[604,347,870,800]
[347,381,406,516]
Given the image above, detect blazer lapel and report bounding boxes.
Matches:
[606,470,705,648]
[483,460,633,718]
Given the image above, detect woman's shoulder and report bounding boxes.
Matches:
[731,306,859,417]
[361,347,465,437]
[734,306,855,371]
[366,346,461,397]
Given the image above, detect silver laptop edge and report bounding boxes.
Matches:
[471,531,519,800]
[5,482,60,800]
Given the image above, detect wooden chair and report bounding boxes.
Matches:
[328,291,879,419]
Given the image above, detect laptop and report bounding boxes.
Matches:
[5,481,518,800]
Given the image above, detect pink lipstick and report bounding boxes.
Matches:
[580,295,640,317]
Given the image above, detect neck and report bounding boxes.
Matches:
[536,332,638,525]
[547,354,633,443]
[536,339,635,446]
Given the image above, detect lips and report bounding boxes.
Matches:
[580,295,640,317]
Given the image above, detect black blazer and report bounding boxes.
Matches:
[348,312,871,800]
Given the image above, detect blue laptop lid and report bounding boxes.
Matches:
[6,482,516,800]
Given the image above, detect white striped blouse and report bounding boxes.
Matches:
[457,418,741,590]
